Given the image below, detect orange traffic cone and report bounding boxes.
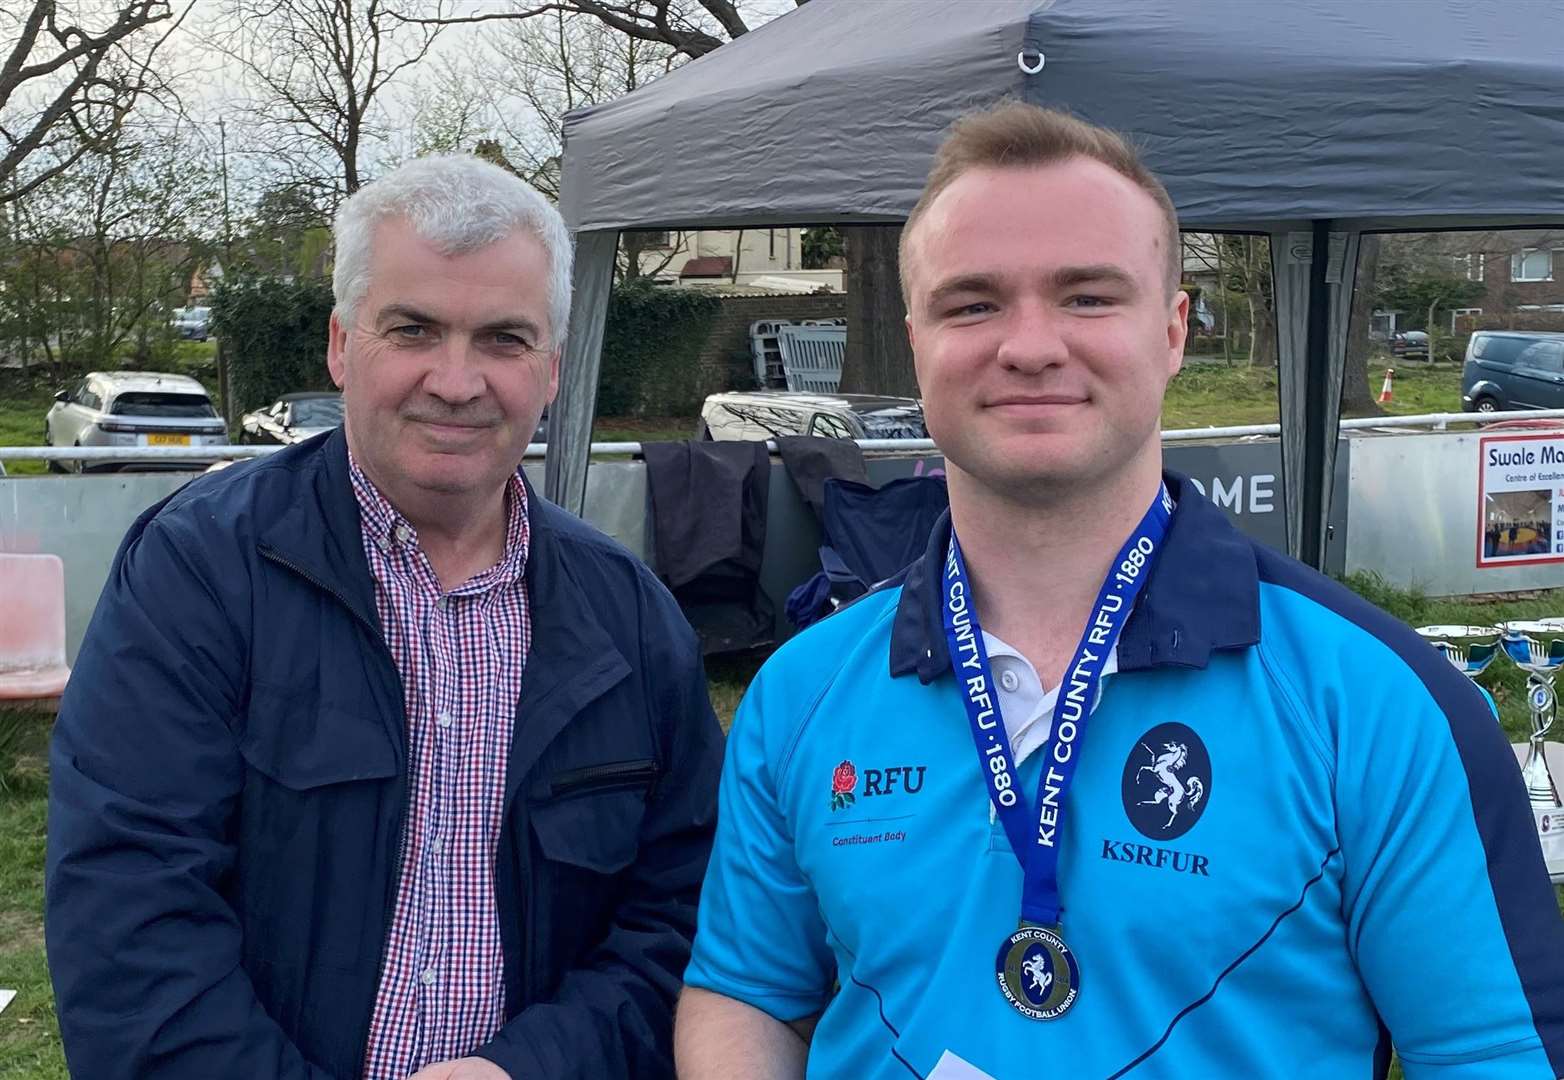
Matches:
[1378,367,1395,404]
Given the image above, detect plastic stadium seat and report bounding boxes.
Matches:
[0,553,71,700]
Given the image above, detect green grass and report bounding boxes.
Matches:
[0,709,64,1080]
[704,651,767,732]
[591,414,704,445]
[1371,362,1465,417]
[0,379,55,477]
[1161,362,1462,430]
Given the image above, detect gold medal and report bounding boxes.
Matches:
[995,924,1078,1020]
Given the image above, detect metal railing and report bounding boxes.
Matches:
[4,407,1564,465]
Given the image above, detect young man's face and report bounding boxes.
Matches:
[327,216,558,511]
[904,158,1188,500]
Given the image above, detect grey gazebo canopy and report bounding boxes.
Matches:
[546,0,1564,568]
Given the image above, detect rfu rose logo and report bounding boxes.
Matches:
[830,760,857,811]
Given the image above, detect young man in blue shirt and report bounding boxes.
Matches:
[674,103,1564,1078]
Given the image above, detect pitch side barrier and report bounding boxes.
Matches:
[4,408,1564,660]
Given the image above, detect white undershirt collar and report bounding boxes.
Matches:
[980,630,1119,769]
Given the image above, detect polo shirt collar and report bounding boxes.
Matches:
[889,471,1260,683]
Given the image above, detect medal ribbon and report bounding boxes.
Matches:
[941,485,1172,927]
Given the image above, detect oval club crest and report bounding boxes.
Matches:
[1121,722,1212,841]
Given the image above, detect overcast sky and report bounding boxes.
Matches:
[164,0,799,202]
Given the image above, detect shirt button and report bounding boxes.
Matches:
[394,524,413,545]
[1000,670,1020,693]
[431,837,444,854]
[374,537,389,553]
[420,967,437,986]
[435,596,448,612]
[436,711,452,728]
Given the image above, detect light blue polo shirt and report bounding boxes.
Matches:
[684,473,1564,1079]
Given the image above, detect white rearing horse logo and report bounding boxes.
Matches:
[1022,952,1052,998]
[1136,741,1205,829]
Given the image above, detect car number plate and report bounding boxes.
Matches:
[146,433,191,446]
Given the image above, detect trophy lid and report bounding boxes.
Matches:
[1416,624,1501,640]
[1500,620,1564,638]
[1499,620,1564,671]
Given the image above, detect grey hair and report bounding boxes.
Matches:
[332,154,574,350]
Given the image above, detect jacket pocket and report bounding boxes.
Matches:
[524,772,653,996]
[530,764,653,874]
[238,691,397,790]
[235,689,400,971]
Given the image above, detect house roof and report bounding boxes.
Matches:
[680,255,733,278]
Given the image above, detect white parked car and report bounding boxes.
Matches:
[698,391,927,442]
[45,371,229,472]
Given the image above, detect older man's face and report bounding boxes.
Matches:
[327,216,557,510]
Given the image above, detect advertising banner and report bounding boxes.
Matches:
[1478,433,1564,568]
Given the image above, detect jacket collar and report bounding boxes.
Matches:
[256,426,382,633]
[889,470,1260,682]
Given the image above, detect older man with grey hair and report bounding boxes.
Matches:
[46,155,722,1080]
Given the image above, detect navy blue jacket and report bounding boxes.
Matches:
[45,429,723,1079]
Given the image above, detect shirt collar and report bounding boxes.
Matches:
[347,449,531,587]
[889,470,1260,683]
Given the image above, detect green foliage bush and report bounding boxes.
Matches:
[1437,333,1472,364]
[597,282,721,417]
[1185,336,1231,355]
[210,276,335,416]
[802,227,845,270]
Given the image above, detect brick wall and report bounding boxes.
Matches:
[694,293,848,391]
[1483,278,1564,312]
[1477,242,1564,313]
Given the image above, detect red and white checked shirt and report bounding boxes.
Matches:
[352,455,531,1080]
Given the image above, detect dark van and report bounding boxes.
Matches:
[1461,331,1564,412]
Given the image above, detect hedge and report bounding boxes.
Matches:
[209,276,335,416]
[210,275,723,422]
[1471,312,1564,334]
[596,282,721,417]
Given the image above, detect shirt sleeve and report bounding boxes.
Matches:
[1338,652,1564,1078]
[682,668,837,1020]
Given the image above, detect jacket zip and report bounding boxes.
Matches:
[258,546,411,1075]
[548,759,660,799]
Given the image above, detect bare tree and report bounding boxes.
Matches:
[409,3,968,401]
[408,57,492,157]
[407,10,690,280]
[489,11,694,279]
[478,9,680,199]
[205,0,450,209]
[398,0,808,60]
[0,1,184,204]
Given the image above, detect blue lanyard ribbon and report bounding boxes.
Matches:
[941,485,1172,927]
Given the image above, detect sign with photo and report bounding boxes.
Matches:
[1478,433,1564,567]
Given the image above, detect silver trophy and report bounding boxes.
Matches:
[1415,624,1502,681]
[1498,621,1564,810]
